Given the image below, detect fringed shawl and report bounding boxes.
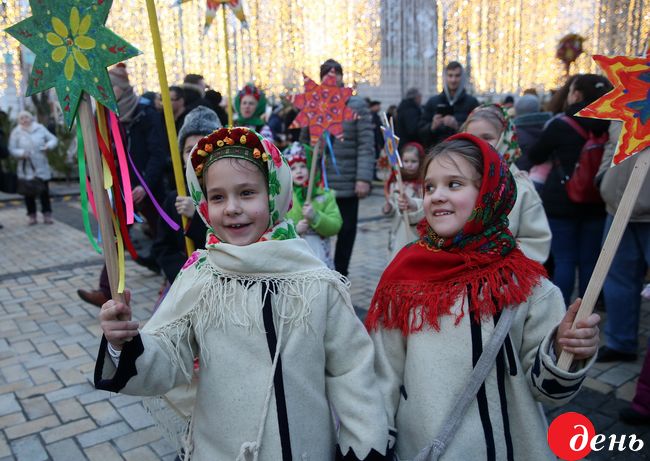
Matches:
[366,133,547,335]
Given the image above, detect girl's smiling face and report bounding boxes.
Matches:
[423,152,481,238]
[401,149,420,176]
[464,119,502,149]
[205,158,270,246]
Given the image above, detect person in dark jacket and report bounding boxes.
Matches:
[151,105,219,284]
[300,58,375,277]
[418,61,479,149]
[395,88,422,148]
[514,94,551,171]
[529,74,613,304]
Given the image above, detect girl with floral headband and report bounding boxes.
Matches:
[461,103,552,264]
[367,134,600,460]
[285,141,342,269]
[234,82,273,140]
[95,127,390,461]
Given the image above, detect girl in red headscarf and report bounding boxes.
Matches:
[367,134,600,460]
[381,142,425,259]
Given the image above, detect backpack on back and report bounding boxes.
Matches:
[557,115,608,204]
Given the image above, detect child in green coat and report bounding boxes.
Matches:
[285,142,342,269]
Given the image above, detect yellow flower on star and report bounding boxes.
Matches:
[46,6,96,81]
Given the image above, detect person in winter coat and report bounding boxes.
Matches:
[367,134,600,461]
[528,74,612,304]
[395,88,423,148]
[151,105,219,285]
[462,103,551,264]
[513,94,551,172]
[9,110,58,225]
[597,121,650,363]
[418,61,479,149]
[300,58,375,278]
[95,126,391,461]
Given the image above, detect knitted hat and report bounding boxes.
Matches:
[514,94,541,116]
[178,106,222,151]
[284,142,307,166]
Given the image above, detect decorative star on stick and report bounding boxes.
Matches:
[380,112,401,167]
[6,0,140,129]
[290,71,356,146]
[577,49,650,165]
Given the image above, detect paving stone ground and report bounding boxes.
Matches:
[0,182,649,460]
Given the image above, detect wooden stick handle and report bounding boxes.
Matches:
[306,139,321,204]
[558,148,650,370]
[78,95,122,303]
[394,168,411,230]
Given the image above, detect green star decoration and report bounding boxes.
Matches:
[6,0,140,129]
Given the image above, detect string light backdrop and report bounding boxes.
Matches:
[434,0,650,94]
[1,1,648,100]
[106,0,381,97]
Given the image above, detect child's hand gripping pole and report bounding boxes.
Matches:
[557,148,650,370]
[99,289,139,351]
[394,167,412,230]
[305,137,321,204]
[78,94,125,307]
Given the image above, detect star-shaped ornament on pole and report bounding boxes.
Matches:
[290,70,356,203]
[577,52,650,165]
[558,42,650,371]
[6,0,140,129]
[6,0,141,302]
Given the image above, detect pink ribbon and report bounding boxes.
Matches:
[108,111,135,225]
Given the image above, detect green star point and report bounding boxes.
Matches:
[5,0,141,129]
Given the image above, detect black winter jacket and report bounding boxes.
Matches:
[153,191,207,284]
[395,98,422,148]
[529,102,610,218]
[125,104,170,201]
[418,90,479,149]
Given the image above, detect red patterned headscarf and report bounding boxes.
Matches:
[366,133,547,335]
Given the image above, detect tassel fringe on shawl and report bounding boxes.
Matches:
[366,247,547,336]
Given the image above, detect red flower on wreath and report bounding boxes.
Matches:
[290,70,356,146]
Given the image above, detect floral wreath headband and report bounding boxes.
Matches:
[190,126,274,181]
[238,83,262,101]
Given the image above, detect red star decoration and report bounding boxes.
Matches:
[290,71,356,146]
[578,51,650,165]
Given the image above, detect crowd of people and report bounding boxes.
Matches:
[2,55,649,458]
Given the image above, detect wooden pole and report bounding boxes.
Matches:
[78,95,123,303]
[222,6,234,127]
[558,148,650,370]
[305,138,321,204]
[145,0,194,257]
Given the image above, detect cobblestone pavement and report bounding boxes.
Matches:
[0,182,649,460]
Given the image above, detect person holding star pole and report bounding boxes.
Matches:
[556,41,650,371]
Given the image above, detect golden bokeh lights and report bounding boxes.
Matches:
[1,1,648,101]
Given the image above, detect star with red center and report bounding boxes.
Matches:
[290,71,356,146]
[578,52,650,165]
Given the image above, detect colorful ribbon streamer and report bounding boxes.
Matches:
[125,149,180,232]
[107,110,135,224]
[76,121,102,254]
